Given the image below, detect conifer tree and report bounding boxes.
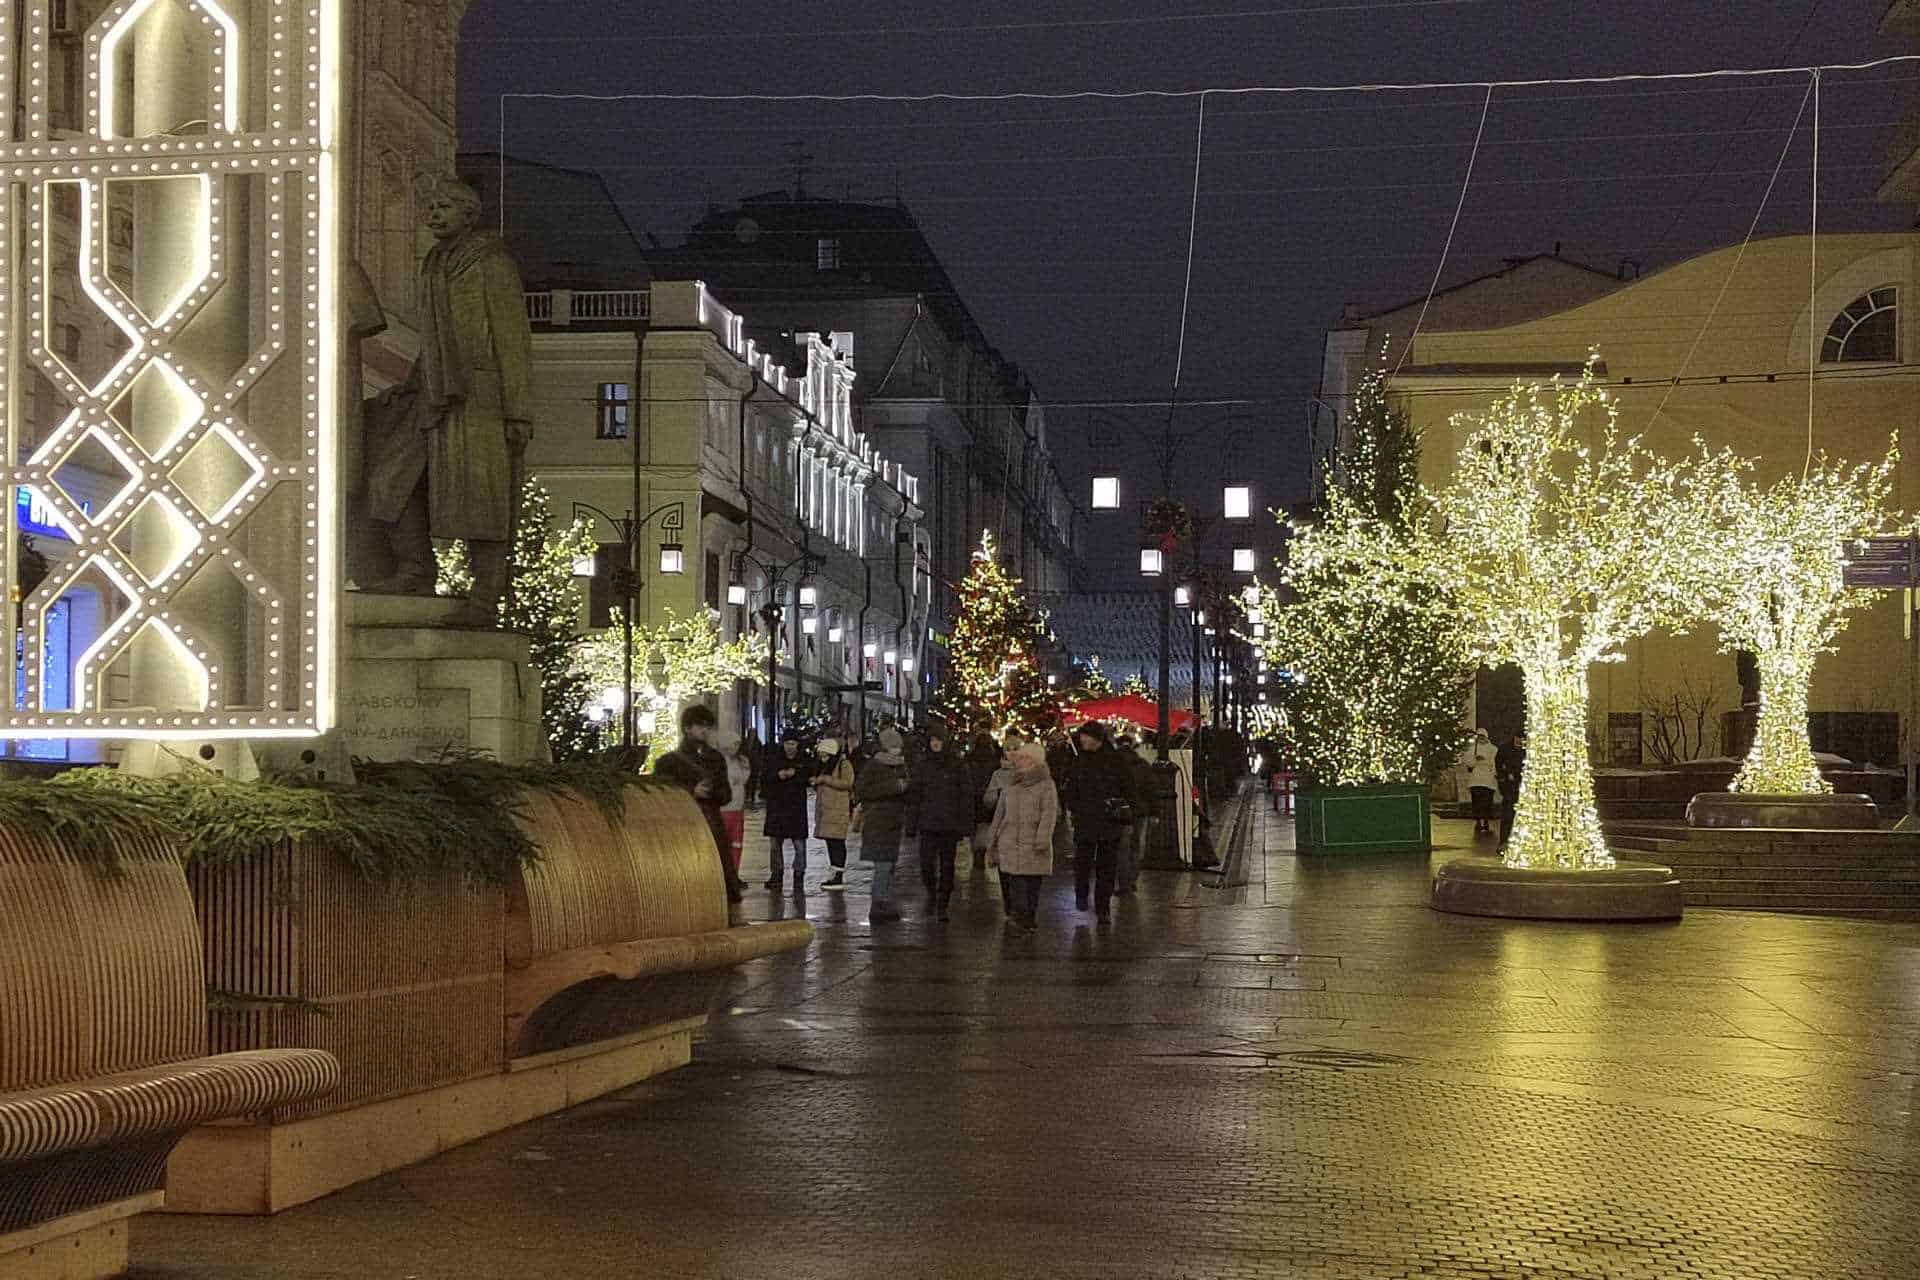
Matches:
[939,531,1061,737]
[499,483,599,759]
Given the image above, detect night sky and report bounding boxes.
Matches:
[458,1,1913,584]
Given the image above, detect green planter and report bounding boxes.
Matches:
[1296,783,1432,855]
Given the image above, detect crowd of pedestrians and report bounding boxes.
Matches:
[654,706,1169,930]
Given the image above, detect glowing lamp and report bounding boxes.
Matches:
[1195,610,1207,626]
[1139,546,1164,577]
[1047,674,1058,686]
[799,584,818,607]
[571,553,598,579]
[801,617,818,635]
[902,657,915,673]
[828,625,844,643]
[1224,486,1251,519]
[883,649,898,665]
[1174,585,1191,607]
[863,642,877,658]
[658,543,685,574]
[1232,547,1255,572]
[727,582,748,605]
[1092,476,1120,509]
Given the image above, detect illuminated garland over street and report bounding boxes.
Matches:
[1254,369,1472,789]
[1409,362,1736,870]
[939,531,1064,737]
[1696,445,1901,794]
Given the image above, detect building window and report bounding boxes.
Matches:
[1607,712,1644,767]
[595,382,629,439]
[1823,287,1897,364]
[815,237,840,271]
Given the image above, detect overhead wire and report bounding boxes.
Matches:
[1392,85,1494,382]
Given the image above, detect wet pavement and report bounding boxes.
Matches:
[133,795,1920,1278]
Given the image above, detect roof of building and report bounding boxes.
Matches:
[456,151,651,293]
[1344,252,1628,330]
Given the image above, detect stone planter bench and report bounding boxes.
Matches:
[0,830,338,1280]
[165,783,811,1215]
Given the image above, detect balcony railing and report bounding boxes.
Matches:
[523,289,650,326]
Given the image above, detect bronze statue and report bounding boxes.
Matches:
[357,175,533,626]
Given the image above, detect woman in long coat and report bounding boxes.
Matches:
[854,727,913,924]
[811,738,856,891]
[988,742,1059,933]
[762,737,813,892]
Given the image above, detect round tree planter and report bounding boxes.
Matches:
[1431,856,1682,921]
[1685,791,1880,830]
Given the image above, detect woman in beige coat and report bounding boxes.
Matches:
[811,739,856,891]
[987,742,1058,933]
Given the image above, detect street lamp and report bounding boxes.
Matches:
[828,624,844,643]
[732,548,822,741]
[658,543,684,575]
[1091,476,1121,510]
[571,499,685,751]
[1223,485,1251,520]
[1139,546,1164,576]
[1232,546,1255,573]
[799,583,818,608]
[1173,584,1190,606]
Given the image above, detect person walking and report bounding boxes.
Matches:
[913,721,975,921]
[1460,727,1498,837]
[812,737,856,891]
[1113,734,1153,895]
[761,736,813,892]
[718,734,751,890]
[650,705,744,904]
[1062,721,1135,919]
[966,731,1001,867]
[855,726,913,923]
[987,741,1058,933]
[1496,731,1527,850]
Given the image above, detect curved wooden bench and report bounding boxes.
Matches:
[0,829,337,1278]
[504,785,812,1058]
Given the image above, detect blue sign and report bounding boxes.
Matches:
[16,486,84,541]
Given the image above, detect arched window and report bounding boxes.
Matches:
[1823,287,1898,364]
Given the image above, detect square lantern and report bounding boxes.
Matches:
[1140,546,1164,577]
[801,617,818,635]
[1091,476,1120,509]
[863,642,877,658]
[1174,585,1191,607]
[658,542,685,575]
[798,583,818,608]
[727,582,749,605]
[1232,547,1255,573]
[571,552,598,579]
[828,625,844,643]
[1224,486,1252,520]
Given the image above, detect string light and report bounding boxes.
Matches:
[937,530,1064,737]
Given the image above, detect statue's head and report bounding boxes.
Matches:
[421,175,482,241]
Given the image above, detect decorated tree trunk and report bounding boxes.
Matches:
[1510,660,1611,870]
[1735,648,1826,794]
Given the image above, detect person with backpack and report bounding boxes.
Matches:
[913,720,976,921]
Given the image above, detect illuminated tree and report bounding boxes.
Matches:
[939,531,1061,737]
[1408,364,1736,869]
[577,606,764,744]
[1078,655,1116,699]
[1121,671,1156,702]
[1254,370,1472,790]
[1697,446,1900,794]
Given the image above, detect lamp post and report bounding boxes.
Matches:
[731,549,823,741]
[571,499,685,750]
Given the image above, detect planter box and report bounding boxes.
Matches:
[1297,783,1432,855]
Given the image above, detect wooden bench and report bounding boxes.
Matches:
[0,828,338,1280]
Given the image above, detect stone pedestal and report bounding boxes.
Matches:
[343,593,545,764]
[1430,855,1683,921]
[1685,791,1881,830]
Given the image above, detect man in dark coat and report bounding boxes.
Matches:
[1495,732,1527,850]
[913,721,976,920]
[1063,721,1137,918]
[1113,735,1154,895]
[651,704,743,903]
[761,736,813,893]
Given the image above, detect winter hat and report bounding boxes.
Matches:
[1074,720,1111,747]
[815,737,840,758]
[878,727,905,755]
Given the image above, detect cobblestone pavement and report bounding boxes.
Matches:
[134,796,1920,1278]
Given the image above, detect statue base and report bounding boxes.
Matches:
[341,592,547,765]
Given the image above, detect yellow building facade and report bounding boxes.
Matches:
[1374,233,1919,765]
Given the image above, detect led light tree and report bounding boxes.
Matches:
[940,531,1062,737]
[501,484,601,759]
[1121,672,1156,702]
[578,607,764,744]
[1412,365,1736,869]
[1697,446,1900,794]
[1079,655,1116,699]
[1255,370,1473,791]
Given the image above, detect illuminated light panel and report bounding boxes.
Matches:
[2,0,340,740]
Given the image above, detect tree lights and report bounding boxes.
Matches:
[1697,445,1901,795]
[938,531,1062,738]
[1254,370,1472,793]
[1416,362,1735,870]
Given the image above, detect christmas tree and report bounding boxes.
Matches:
[500,483,600,759]
[1121,672,1155,702]
[939,531,1062,737]
[1078,655,1115,699]
[1257,367,1472,792]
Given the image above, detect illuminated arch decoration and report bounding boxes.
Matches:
[0,0,340,740]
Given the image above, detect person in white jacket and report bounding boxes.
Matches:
[1460,727,1498,837]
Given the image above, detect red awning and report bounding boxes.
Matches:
[1063,694,1197,733]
